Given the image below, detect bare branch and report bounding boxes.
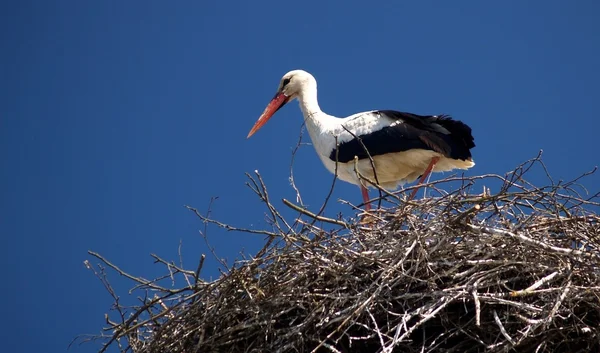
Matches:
[80,154,600,353]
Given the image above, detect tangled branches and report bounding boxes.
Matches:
[80,154,600,353]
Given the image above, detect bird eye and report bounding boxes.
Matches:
[282,78,291,87]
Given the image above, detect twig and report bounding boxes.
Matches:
[472,289,481,326]
[87,251,173,293]
[307,136,340,228]
[282,198,348,227]
[186,205,280,238]
[510,271,559,297]
[544,280,572,329]
[466,224,599,259]
[341,124,382,209]
[289,122,306,205]
[493,310,515,346]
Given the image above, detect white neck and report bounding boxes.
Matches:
[295,84,341,157]
[297,85,321,119]
[297,84,339,131]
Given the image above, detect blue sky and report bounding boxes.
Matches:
[2,1,599,352]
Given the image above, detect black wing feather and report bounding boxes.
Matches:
[329,110,475,163]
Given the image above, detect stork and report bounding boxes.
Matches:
[247,70,475,211]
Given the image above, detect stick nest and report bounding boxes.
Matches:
[81,155,600,353]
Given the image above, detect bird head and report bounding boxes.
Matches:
[247,70,316,138]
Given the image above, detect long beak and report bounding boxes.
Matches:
[247,92,289,138]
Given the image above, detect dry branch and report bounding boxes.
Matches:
[79,154,600,353]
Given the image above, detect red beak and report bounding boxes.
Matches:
[247,92,289,138]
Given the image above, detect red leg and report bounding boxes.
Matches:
[408,157,440,200]
[360,185,372,211]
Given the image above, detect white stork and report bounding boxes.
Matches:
[247,70,476,210]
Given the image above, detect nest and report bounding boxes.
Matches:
[80,154,600,353]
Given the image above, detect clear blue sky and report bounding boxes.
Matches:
[2,1,599,352]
